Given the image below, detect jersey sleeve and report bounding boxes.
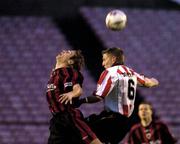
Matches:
[127,124,143,144]
[94,70,113,98]
[130,68,145,86]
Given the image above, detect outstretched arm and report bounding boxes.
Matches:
[79,95,103,104]
[143,77,159,87]
[137,76,159,88]
[73,95,103,107]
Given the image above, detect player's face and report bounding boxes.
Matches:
[102,53,116,69]
[138,104,152,120]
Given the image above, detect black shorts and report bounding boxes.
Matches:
[48,112,85,144]
[86,110,129,144]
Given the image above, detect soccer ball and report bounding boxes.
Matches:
[105,10,127,31]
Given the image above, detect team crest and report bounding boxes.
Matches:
[146,132,151,140]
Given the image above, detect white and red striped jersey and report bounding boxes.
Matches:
[94,65,145,117]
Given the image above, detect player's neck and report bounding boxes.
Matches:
[141,118,152,127]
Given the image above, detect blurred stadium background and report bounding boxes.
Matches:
[0,0,179,143]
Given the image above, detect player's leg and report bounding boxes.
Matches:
[86,110,129,144]
[48,116,67,144]
[48,112,83,144]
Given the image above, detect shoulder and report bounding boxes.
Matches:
[130,123,141,132]
[154,120,168,128]
[154,120,167,126]
[151,120,171,131]
[107,66,121,75]
[100,69,109,78]
[75,69,84,79]
[97,70,109,84]
[68,67,84,79]
[116,65,135,74]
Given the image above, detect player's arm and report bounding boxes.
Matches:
[76,70,109,106]
[143,77,159,87]
[79,95,103,104]
[132,69,159,88]
[59,84,83,104]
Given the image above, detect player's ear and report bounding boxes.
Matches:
[68,59,74,65]
[112,56,117,63]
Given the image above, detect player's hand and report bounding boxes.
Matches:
[151,78,159,86]
[144,77,159,87]
[58,93,73,104]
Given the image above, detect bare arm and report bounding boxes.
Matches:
[59,84,82,104]
[143,77,159,87]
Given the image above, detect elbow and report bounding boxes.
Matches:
[76,88,83,97]
[73,84,83,97]
[79,88,83,96]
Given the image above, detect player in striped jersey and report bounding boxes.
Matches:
[78,47,159,143]
[127,102,177,144]
[46,50,102,144]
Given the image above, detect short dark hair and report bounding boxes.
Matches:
[102,47,124,65]
[139,101,153,111]
[70,50,85,71]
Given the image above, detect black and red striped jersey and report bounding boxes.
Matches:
[127,121,177,144]
[46,67,83,113]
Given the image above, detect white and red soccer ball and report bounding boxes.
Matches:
[105,9,127,31]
